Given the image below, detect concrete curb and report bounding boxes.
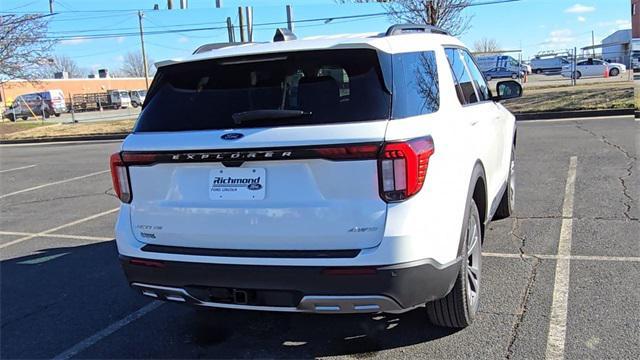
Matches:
[515,108,634,121]
[0,133,128,145]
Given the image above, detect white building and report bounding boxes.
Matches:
[601,29,631,67]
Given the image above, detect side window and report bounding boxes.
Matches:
[461,50,490,101]
[392,51,439,118]
[445,48,477,104]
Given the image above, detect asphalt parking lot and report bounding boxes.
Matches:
[1,116,638,359]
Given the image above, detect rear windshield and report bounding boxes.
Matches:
[135,49,391,132]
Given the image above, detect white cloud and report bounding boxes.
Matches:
[114,55,124,62]
[565,4,596,13]
[543,29,575,45]
[178,36,189,44]
[116,36,125,44]
[60,37,90,45]
[577,16,586,22]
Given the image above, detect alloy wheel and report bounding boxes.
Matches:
[466,210,482,312]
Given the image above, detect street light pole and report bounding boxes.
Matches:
[138,10,150,89]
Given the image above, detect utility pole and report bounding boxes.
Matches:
[215,0,222,7]
[138,11,150,90]
[49,0,54,14]
[167,0,173,9]
[246,6,253,42]
[238,7,245,42]
[591,30,596,58]
[180,0,187,9]
[226,17,235,43]
[286,5,294,32]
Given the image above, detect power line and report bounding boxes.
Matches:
[2,0,522,15]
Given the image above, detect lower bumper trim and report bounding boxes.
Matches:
[131,282,403,313]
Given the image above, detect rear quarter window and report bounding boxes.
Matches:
[391,51,439,118]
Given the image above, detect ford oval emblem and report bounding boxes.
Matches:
[247,183,262,191]
[221,133,244,140]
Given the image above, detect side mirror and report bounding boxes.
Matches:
[493,80,522,101]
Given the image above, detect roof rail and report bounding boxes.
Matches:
[385,24,449,36]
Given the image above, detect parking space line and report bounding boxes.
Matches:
[0,231,113,242]
[0,208,119,249]
[52,301,163,360]
[0,169,110,199]
[482,252,640,262]
[545,156,577,360]
[0,164,37,173]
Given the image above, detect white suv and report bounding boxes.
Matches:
[111,25,521,328]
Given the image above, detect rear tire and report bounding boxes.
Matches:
[575,71,582,79]
[494,146,515,220]
[609,68,619,77]
[511,73,518,79]
[485,75,492,81]
[535,69,543,74]
[21,116,28,121]
[7,114,16,122]
[426,199,482,328]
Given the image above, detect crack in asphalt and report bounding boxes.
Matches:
[574,121,637,221]
[504,217,542,359]
[505,255,540,359]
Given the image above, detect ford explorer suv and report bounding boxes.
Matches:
[111,25,522,328]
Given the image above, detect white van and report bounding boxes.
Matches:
[530,56,570,74]
[2,89,67,121]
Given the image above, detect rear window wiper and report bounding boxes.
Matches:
[232,109,312,125]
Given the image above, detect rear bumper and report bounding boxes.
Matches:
[120,255,461,313]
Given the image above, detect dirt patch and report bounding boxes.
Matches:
[1,119,135,141]
[503,81,634,113]
[0,121,52,137]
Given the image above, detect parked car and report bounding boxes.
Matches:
[110,24,521,329]
[483,67,524,81]
[2,89,66,121]
[561,59,626,78]
[129,89,147,108]
[530,56,571,74]
[521,63,532,74]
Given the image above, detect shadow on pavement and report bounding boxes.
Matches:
[1,241,459,359]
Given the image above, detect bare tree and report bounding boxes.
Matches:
[0,14,56,82]
[473,38,501,53]
[48,54,86,78]
[120,51,155,78]
[336,0,472,36]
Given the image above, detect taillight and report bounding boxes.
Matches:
[312,144,380,160]
[378,137,434,202]
[110,152,132,203]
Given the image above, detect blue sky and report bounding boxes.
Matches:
[2,0,632,72]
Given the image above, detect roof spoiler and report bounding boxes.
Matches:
[385,24,449,36]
